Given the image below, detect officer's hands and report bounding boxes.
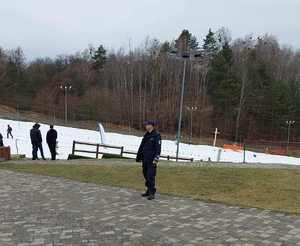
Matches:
[153,159,158,168]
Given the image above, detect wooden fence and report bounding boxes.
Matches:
[72,141,193,162]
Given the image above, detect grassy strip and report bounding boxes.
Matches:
[1,163,300,214]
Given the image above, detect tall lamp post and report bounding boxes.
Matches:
[175,58,187,161]
[171,32,204,161]
[59,84,72,125]
[174,54,203,161]
[186,106,198,144]
[286,120,295,153]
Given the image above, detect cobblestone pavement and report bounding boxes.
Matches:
[1,170,300,246]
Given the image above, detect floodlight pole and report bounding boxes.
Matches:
[176,58,187,161]
[60,84,72,125]
[186,106,198,144]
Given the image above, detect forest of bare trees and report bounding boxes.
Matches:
[1,28,300,143]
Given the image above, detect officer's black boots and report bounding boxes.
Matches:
[141,191,150,197]
[147,194,155,200]
[141,191,155,200]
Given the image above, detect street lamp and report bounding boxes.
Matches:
[286,120,295,153]
[186,106,198,144]
[59,84,72,125]
[170,52,203,161]
[169,33,205,161]
[175,57,187,161]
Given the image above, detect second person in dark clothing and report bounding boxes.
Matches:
[0,133,3,147]
[30,123,46,160]
[136,120,161,200]
[46,125,57,160]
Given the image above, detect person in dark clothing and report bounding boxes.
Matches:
[30,123,46,160]
[7,125,13,139]
[46,125,57,160]
[0,133,3,147]
[136,120,161,200]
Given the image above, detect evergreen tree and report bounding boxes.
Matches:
[203,28,219,57]
[90,45,107,70]
[208,42,238,118]
[189,35,199,51]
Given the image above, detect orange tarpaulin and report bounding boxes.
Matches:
[223,144,243,152]
[265,147,287,156]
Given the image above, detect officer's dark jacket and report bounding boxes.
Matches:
[46,129,57,144]
[136,130,161,162]
[30,128,42,144]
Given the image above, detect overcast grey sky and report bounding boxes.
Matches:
[1,0,299,59]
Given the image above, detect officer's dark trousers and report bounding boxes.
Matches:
[48,143,56,160]
[142,160,157,195]
[7,132,13,139]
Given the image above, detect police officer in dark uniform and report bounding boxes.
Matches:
[136,120,161,200]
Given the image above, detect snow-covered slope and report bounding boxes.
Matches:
[0,118,300,165]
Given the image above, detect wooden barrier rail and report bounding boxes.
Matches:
[72,141,193,162]
[122,150,193,162]
[72,141,124,159]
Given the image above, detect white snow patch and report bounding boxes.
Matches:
[0,118,300,165]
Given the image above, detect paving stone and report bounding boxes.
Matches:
[0,170,299,245]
